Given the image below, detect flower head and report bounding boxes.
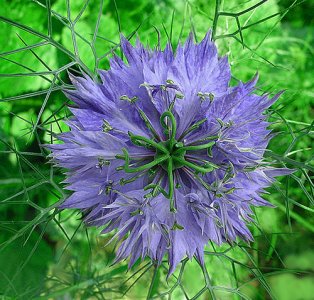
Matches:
[49,31,289,274]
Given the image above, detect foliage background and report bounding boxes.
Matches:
[0,0,313,299]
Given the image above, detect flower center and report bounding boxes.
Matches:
[155,140,186,170]
[116,108,218,213]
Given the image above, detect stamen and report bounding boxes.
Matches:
[130,209,144,216]
[222,162,236,183]
[119,91,163,141]
[171,221,184,230]
[148,167,158,177]
[105,180,114,195]
[143,171,164,198]
[102,120,113,132]
[96,157,110,169]
[175,93,184,99]
[120,95,138,104]
[144,182,163,198]
[138,109,161,141]
[120,171,146,185]
[183,167,212,192]
[217,118,233,128]
[179,118,207,140]
[197,92,214,103]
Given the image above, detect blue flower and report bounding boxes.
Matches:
[48,31,290,274]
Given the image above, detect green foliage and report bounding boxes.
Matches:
[0,0,313,299]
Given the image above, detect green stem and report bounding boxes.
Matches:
[212,0,221,40]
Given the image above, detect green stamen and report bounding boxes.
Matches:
[130,209,144,216]
[120,172,145,185]
[138,109,161,141]
[120,95,138,104]
[179,118,207,140]
[102,120,113,132]
[171,221,184,230]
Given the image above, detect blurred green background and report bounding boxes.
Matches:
[0,0,313,299]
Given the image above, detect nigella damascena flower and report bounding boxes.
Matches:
[49,31,289,274]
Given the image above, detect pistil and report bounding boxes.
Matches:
[115,107,217,215]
